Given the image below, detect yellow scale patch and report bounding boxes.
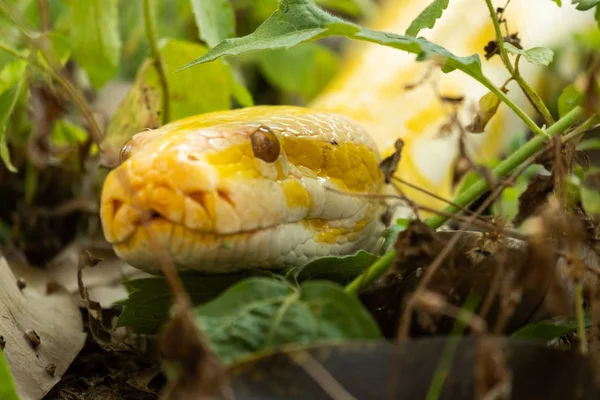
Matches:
[202,132,382,244]
[281,179,312,209]
[204,135,382,194]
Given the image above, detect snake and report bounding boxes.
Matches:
[99,0,594,274]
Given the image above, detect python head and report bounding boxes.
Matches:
[100,106,385,274]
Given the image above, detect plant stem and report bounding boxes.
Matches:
[575,276,588,353]
[478,75,543,136]
[143,0,170,124]
[344,106,585,295]
[483,0,554,126]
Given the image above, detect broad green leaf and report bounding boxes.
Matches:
[551,0,562,5]
[179,0,484,80]
[581,169,600,217]
[512,310,591,341]
[177,0,358,71]
[573,0,600,11]
[0,60,26,95]
[229,71,254,107]
[503,43,554,66]
[42,31,72,68]
[117,249,378,333]
[257,42,339,100]
[491,186,520,222]
[406,0,450,37]
[355,28,484,75]
[70,0,121,88]
[381,218,409,253]
[0,351,19,400]
[316,0,376,17]
[577,138,600,151]
[558,84,584,118]
[106,39,235,150]
[117,273,250,334]
[292,250,377,283]
[51,119,88,146]
[0,77,24,172]
[190,0,235,48]
[195,277,381,365]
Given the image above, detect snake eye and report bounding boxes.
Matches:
[250,126,280,163]
[119,139,134,163]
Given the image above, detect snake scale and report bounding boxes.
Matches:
[100,0,594,273]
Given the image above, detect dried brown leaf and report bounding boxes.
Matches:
[379,139,404,184]
[513,174,554,227]
[0,256,86,399]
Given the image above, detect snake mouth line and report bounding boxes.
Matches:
[107,192,290,248]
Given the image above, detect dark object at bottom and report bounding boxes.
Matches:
[228,336,600,400]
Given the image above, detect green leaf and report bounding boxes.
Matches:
[190,0,235,48]
[106,39,235,150]
[0,73,25,172]
[512,310,591,341]
[179,0,484,82]
[292,250,377,283]
[69,0,121,88]
[0,60,26,95]
[381,218,409,253]
[177,0,357,71]
[355,28,484,75]
[503,43,554,67]
[581,169,600,217]
[406,0,450,37]
[316,0,376,17]
[577,138,600,151]
[51,119,88,146]
[117,250,378,333]
[558,84,584,118]
[0,350,19,400]
[551,0,562,5]
[573,0,600,11]
[257,42,339,100]
[195,277,381,365]
[117,273,250,334]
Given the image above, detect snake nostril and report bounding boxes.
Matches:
[112,199,123,218]
[217,189,234,206]
[188,191,208,212]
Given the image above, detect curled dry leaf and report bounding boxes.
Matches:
[0,256,86,400]
[513,173,554,227]
[379,138,405,184]
[465,92,500,133]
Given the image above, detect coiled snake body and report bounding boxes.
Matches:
[100,0,594,273]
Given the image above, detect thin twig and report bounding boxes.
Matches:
[344,106,585,295]
[37,0,49,31]
[143,0,170,124]
[483,0,554,126]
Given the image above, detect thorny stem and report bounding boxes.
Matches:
[344,106,585,295]
[143,0,170,124]
[483,0,554,126]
